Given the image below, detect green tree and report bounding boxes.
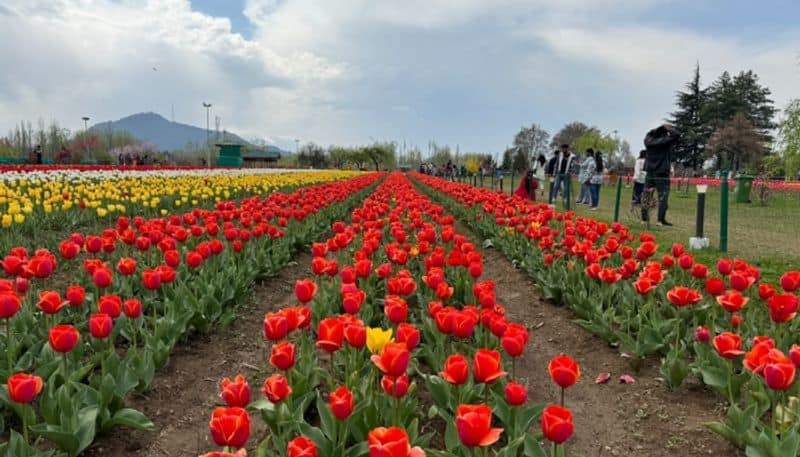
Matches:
[501,148,514,170]
[512,123,550,162]
[776,99,800,179]
[573,131,618,157]
[511,148,528,172]
[669,64,710,169]
[707,113,764,172]
[298,142,327,168]
[550,122,598,150]
[703,70,776,144]
[328,146,351,169]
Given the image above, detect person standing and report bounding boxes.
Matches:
[576,148,594,205]
[632,150,647,204]
[548,144,574,205]
[642,124,680,226]
[589,151,604,210]
[533,154,547,199]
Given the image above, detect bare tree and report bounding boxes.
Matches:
[706,113,764,172]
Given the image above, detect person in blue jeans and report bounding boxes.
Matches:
[548,144,575,205]
[576,148,594,205]
[589,150,604,210]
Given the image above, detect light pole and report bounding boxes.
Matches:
[81,116,90,162]
[202,102,212,167]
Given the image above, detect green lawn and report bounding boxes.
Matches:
[463,174,800,283]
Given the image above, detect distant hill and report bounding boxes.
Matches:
[91,112,249,152]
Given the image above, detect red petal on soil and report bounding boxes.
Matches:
[595,372,612,384]
[619,374,636,384]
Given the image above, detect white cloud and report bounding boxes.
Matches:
[0,0,797,153]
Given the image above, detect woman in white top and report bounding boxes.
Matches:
[533,154,547,199]
[632,150,647,204]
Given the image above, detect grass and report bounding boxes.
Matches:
[460,174,800,283]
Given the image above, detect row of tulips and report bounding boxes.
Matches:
[0,168,360,238]
[0,173,382,457]
[411,172,800,456]
[199,172,582,457]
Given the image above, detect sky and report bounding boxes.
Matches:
[1,0,798,155]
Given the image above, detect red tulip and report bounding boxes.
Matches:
[504,382,528,406]
[671,243,685,257]
[13,277,28,295]
[455,404,503,447]
[116,257,137,276]
[316,317,344,353]
[473,349,507,384]
[548,354,580,388]
[341,266,357,284]
[780,271,800,293]
[98,294,122,318]
[7,373,43,403]
[371,342,411,376]
[717,258,733,276]
[89,313,113,339]
[729,272,753,291]
[713,332,744,359]
[452,311,478,339]
[186,251,204,269]
[287,436,318,457]
[381,374,410,398]
[342,290,366,314]
[790,345,800,369]
[263,312,289,341]
[199,450,247,457]
[49,324,80,353]
[716,290,748,313]
[142,269,162,290]
[123,299,142,319]
[440,354,469,385]
[375,262,393,279]
[759,283,776,300]
[329,386,354,420]
[270,341,296,371]
[156,265,176,284]
[705,277,725,296]
[65,285,85,307]
[691,263,708,279]
[764,349,796,391]
[384,295,409,323]
[262,374,292,403]
[367,427,425,457]
[220,375,251,407]
[501,323,529,357]
[344,320,366,348]
[294,279,318,303]
[92,267,113,289]
[541,405,574,444]
[396,323,420,350]
[678,253,694,270]
[633,277,656,295]
[666,286,702,307]
[694,326,710,343]
[209,407,250,449]
[731,314,743,328]
[767,294,799,323]
[0,290,22,319]
[37,291,66,315]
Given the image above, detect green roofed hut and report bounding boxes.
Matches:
[242,145,282,168]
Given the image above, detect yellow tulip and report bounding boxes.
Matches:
[366,327,394,354]
[13,214,24,224]
[97,208,108,217]
[1,215,12,228]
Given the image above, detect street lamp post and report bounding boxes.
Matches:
[202,102,212,167]
[81,116,90,162]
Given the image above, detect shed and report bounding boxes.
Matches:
[242,146,282,168]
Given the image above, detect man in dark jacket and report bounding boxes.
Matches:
[642,124,680,226]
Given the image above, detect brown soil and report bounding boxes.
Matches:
[472,231,740,457]
[86,254,313,457]
[87,230,741,457]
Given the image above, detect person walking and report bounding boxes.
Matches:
[577,148,594,205]
[589,150,604,210]
[642,124,680,226]
[533,154,547,200]
[632,150,647,204]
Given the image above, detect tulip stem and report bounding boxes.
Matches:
[6,317,13,372]
[726,359,734,406]
[560,387,564,408]
[62,352,70,395]
[21,410,29,444]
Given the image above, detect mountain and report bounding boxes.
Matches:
[91,112,249,151]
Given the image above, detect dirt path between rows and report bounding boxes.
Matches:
[465,223,739,456]
[87,253,313,457]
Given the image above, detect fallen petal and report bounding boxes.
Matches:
[619,374,636,384]
[620,352,632,359]
[595,372,612,384]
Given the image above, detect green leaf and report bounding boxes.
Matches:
[444,420,460,451]
[316,392,336,442]
[107,408,154,430]
[344,441,369,457]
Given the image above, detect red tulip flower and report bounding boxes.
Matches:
[123,299,142,319]
[541,405,574,444]
[504,382,528,406]
[209,407,250,449]
[116,257,137,276]
[371,342,411,376]
[501,323,529,357]
[344,321,366,348]
[263,312,289,341]
[713,332,744,359]
[262,374,292,403]
[92,267,113,289]
[329,386,354,420]
[7,373,43,403]
[381,374,410,398]
[705,277,725,296]
[396,323,420,350]
[767,294,799,323]
[287,436,318,457]
[666,286,702,307]
[759,283,776,300]
[89,313,113,339]
[455,404,503,447]
[472,349,507,384]
[98,294,122,319]
[384,295,409,323]
[548,354,580,388]
[694,326,710,343]
[367,427,425,457]
[270,341,296,371]
[49,324,80,353]
[316,317,344,353]
[65,285,85,307]
[763,349,796,391]
[220,375,251,408]
[37,291,67,315]
[790,345,800,369]
[142,269,162,290]
[440,354,469,385]
[294,279,318,303]
[780,271,800,293]
[0,290,22,319]
[717,290,749,313]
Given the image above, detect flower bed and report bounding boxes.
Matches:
[198,173,585,457]
[0,173,381,456]
[411,172,800,456]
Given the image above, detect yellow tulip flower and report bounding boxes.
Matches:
[366,327,394,354]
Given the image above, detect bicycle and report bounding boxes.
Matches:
[628,187,658,229]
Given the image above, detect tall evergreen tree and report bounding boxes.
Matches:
[669,64,709,169]
[704,70,776,145]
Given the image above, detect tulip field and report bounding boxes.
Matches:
[2,168,800,457]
